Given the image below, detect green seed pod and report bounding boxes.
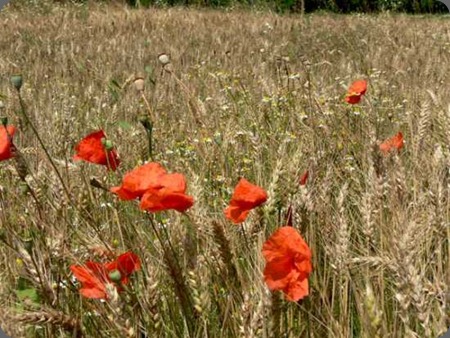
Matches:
[11,75,23,91]
[108,269,122,283]
[102,139,114,151]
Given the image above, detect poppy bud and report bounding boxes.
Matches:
[11,75,23,91]
[139,115,152,132]
[158,53,170,66]
[112,239,119,248]
[108,269,122,282]
[133,77,145,92]
[90,177,106,190]
[0,101,5,110]
[101,138,114,151]
[0,117,7,126]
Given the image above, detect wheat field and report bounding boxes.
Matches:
[0,2,449,337]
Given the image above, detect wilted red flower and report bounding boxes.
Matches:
[224,178,268,224]
[73,130,120,171]
[70,251,141,299]
[262,226,312,302]
[345,79,367,104]
[111,162,194,213]
[0,125,16,162]
[299,170,309,186]
[379,132,404,155]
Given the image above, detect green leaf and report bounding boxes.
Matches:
[110,79,121,89]
[15,288,40,304]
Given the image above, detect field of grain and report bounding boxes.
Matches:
[0,3,449,337]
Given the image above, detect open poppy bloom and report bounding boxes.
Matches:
[140,173,194,212]
[262,226,312,302]
[379,132,404,155]
[73,130,120,171]
[111,162,194,213]
[224,178,268,224]
[70,251,141,299]
[0,125,16,162]
[345,79,367,104]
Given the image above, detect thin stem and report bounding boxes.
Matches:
[16,91,72,202]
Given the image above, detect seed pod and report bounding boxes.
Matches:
[133,77,145,92]
[109,269,122,283]
[11,75,23,91]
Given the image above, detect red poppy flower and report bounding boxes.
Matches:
[70,251,141,299]
[73,130,120,171]
[140,173,194,212]
[111,162,194,213]
[0,125,16,162]
[379,132,404,155]
[111,162,167,200]
[262,226,312,302]
[224,178,268,224]
[345,79,367,104]
[299,170,309,186]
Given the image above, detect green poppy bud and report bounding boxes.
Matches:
[101,138,114,151]
[139,115,152,132]
[108,269,122,283]
[112,239,120,248]
[11,75,23,91]
[0,117,8,126]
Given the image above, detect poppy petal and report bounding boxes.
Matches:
[262,226,312,302]
[224,205,251,224]
[79,287,107,299]
[73,130,120,171]
[140,188,194,212]
[0,125,16,161]
[284,278,309,302]
[115,252,141,277]
[231,178,268,208]
[111,162,167,200]
[345,80,367,105]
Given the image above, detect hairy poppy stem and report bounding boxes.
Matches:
[139,115,153,161]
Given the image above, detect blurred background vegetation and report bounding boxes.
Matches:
[11,0,450,13]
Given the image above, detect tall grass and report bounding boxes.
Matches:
[0,3,449,337]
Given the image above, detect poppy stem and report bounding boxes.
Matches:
[146,128,153,161]
[15,91,72,203]
[139,115,153,161]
